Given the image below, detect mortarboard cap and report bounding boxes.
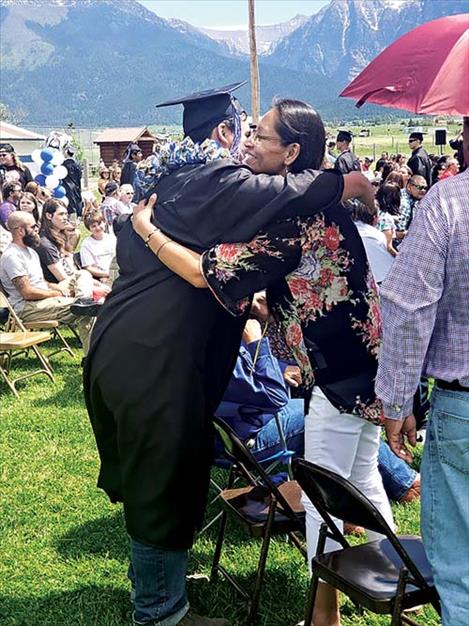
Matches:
[337,130,353,143]
[156,81,247,143]
[409,132,424,142]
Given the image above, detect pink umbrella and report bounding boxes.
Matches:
[340,13,469,116]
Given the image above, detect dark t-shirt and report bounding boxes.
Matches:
[0,164,33,188]
[36,235,73,283]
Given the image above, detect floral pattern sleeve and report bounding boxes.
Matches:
[201,219,302,317]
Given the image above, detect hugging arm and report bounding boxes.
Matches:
[133,194,302,311]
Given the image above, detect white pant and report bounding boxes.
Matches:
[302,388,394,570]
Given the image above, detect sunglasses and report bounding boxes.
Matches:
[411,183,427,191]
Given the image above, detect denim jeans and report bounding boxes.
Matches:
[421,386,469,626]
[129,538,189,625]
[378,439,417,501]
[252,398,305,461]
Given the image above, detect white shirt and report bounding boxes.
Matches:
[79,233,116,273]
[0,243,48,312]
[355,221,395,284]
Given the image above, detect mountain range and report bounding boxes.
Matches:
[0,0,466,127]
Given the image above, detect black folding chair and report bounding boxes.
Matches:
[293,458,440,626]
[211,417,306,625]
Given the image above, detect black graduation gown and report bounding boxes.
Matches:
[407,146,432,186]
[334,149,361,174]
[120,161,137,186]
[62,158,83,217]
[84,160,332,550]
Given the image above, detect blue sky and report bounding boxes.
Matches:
[139,1,330,28]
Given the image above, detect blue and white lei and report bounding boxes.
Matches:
[137,137,231,195]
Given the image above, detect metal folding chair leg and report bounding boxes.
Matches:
[248,498,276,625]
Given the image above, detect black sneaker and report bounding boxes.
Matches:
[70,297,102,317]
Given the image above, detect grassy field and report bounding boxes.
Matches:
[0,336,441,626]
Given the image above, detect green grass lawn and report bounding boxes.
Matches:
[0,336,441,626]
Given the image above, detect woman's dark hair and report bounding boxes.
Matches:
[273,98,325,172]
[376,183,401,216]
[351,200,377,225]
[40,198,67,252]
[384,171,406,189]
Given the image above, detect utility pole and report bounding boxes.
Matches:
[248,0,260,123]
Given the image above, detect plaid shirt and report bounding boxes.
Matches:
[376,169,469,419]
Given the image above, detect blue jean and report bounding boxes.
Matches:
[421,386,469,626]
[252,398,305,461]
[378,439,417,501]
[129,539,189,625]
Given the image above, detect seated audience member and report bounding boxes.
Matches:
[110,159,122,183]
[100,181,128,233]
[215,318,305,463]
[80,210,116,281]
[384,171,406,189]
[325,140,337,166]
[18,192,41,223]
[0,211,93,351]
[398,164,412,185]
[82,190,100,219]
[376,183,401,257]
[449,128,465,171]
[24,181,39,196]
[119,184,135,212]
[395,174,427,237]
[97,167,111,199]
[361,156,375,180]
[394,153,407,166]
[439,157,459,179]
[378,439,420,503]
[430,155,448,185]
[380,160,398,184]
[374,151,389,174]
[352,201,394,284]
[36,198,94,299]
[0,181,22,228]
[0,143,33,187]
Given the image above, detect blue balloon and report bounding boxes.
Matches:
[41,162,55,176]
[53,185,66,199]
[40,148,55,162]
[35,174,47,186]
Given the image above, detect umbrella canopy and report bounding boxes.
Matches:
[340,13,469,116]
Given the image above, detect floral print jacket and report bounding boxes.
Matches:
[201,202,384,426]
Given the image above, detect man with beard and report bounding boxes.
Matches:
[0,211,92,351]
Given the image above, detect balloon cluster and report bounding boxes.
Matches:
[31,148,69,207]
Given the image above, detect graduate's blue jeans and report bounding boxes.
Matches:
[252,398,305,461]
[421,386,469,626]
[378,439,417,501]
[129,539,189,625]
